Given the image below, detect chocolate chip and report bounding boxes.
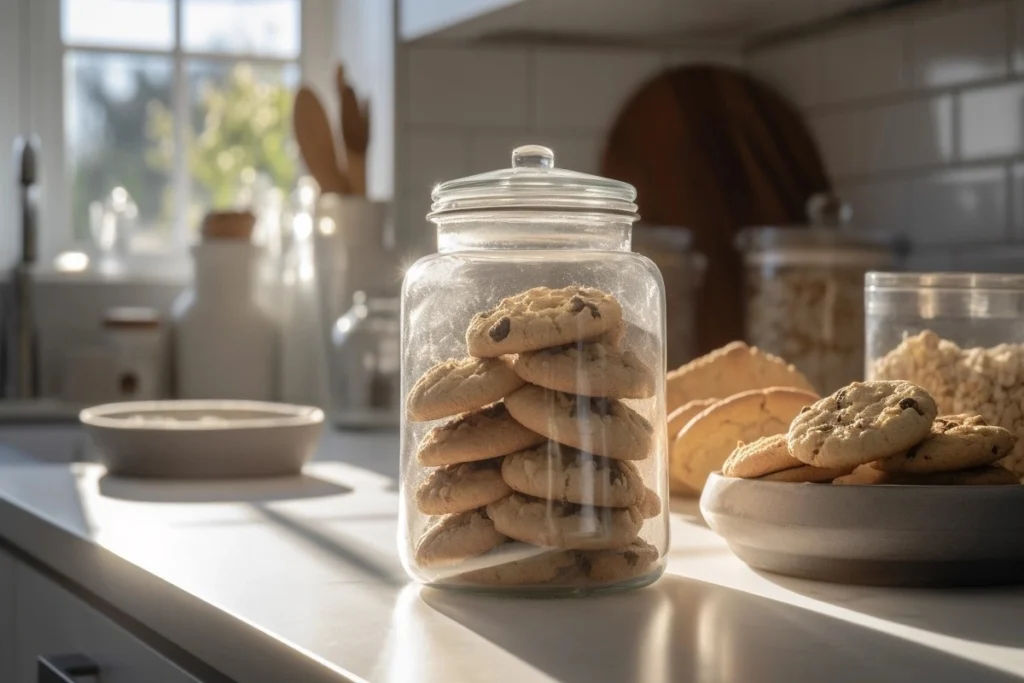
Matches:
[624,550,639,566]
[569,295,601,318]
[993,445,999,455]
[609,466,624,485]
[898,397,920,413]
[835,390,846,411]
[590,397,613,416]
[481,403,506,418]
[488,317,511,341]
[905,444,920,460]
[577,555,593,574]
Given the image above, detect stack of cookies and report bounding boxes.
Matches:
[722,379,1021,486]
[407,285,663,587]
[666,341,820,494]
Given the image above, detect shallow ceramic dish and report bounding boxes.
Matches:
[700,472,1024,587]
[81,400,324,478]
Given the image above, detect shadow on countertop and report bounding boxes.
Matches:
[418,574,1022,683]
[759,570,1024,649]
[98,472,352,503]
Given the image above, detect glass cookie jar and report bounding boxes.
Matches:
[400,145,668,594]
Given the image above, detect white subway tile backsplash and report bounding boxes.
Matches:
[469,133,599,175]
[911,1,1009,89]
[865,95,953,172]
[1015,0,1024,73]
[837,179,912,234]
[911,166,1009,244]
[960,82,1024,160]
[406,47,529,127]
[533,49,664,132]
[822,25,906,103]
[399,131,470,245]
[904,248,956,272]
[809,111,866,179]
[748,39,821,107]
[1011,162,1024,239]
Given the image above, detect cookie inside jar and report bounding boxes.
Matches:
[399,145,668,594]
[404,284,666,593]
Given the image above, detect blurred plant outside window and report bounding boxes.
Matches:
[62,0,301,255]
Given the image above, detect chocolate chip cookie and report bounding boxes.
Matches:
[416,402,546,467]
[788,380,938,469]
[872,413,1016,474]
[414,509,508,567]
[505,384,654,461]
[578,539,660,583]
[466,286,623,358]
[415,458,512,515]
[512,341,655,399]
[487,493,643,550]
[722,434,802,479]
[407,356,524,422]
[457,547,578,586]
[834,465,1020,486]
[501,442,644,508]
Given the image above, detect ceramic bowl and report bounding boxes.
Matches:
[700,472,1024,586]
[81,400,324,478]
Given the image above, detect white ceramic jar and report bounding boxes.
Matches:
[172,237,277,400]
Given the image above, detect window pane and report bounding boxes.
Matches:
[62,0,174,50]
[185,60,299,224]
[183,0,300,57]
[65,51,175,241]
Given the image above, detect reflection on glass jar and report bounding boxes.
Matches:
[399,145,669,595]
[736,227,893,394]
[632,226,706,368]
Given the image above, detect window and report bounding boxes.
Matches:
[61,0,301,252]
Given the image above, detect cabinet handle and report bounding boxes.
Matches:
[37,654,99,683]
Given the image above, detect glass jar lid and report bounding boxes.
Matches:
[428,145,638,220]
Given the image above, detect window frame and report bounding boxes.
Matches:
[26,0,331,265]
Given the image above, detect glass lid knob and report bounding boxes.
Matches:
[511,145,554,169]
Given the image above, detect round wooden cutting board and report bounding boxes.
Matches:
[601,65,831,356]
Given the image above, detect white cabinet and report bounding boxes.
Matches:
[13,561,202,683]
[0,547,14,683]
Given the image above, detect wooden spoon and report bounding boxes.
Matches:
[337,65,370,196]
[293,86,350,195]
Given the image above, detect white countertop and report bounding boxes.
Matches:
[1,432,1023,683]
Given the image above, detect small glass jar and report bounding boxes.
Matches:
[399,145,668,594]
[631,226,705,367]
[866,272,1024,476]
[736,219,893,394]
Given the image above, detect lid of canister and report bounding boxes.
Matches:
[103,307,161,330]
[428,145,638,220]
[201,210,256,241]
[736,191,897,265]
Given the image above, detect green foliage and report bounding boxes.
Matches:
[70,60,296,240]
[148,63,297,214]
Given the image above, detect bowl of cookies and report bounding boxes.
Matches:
[698,378,1024,587]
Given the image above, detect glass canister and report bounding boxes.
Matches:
[631,226,706,368]
[736,197,893,393]
[399,145,668,594]
[866,272,1024,477]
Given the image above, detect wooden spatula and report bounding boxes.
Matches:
[336,65,370,196]
[293,86,350,195]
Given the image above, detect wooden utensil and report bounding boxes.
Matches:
[293,86,350,195]
[601,65,830,356]
[336,65,370,196]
